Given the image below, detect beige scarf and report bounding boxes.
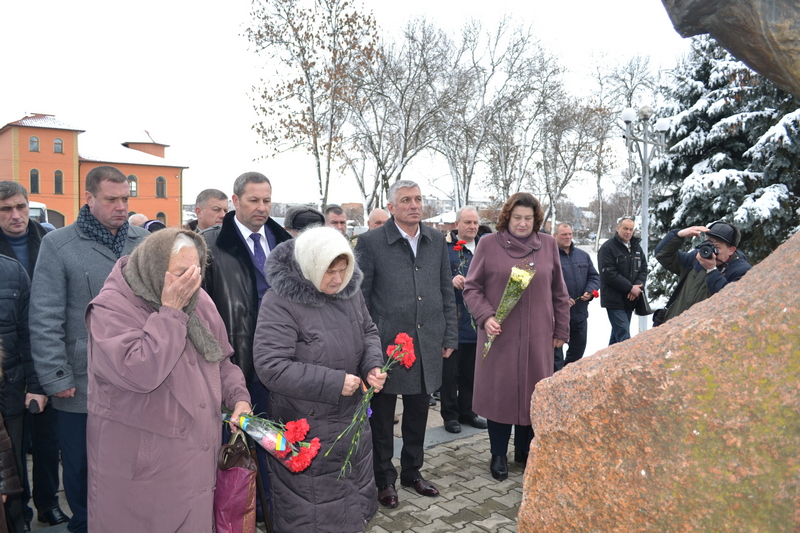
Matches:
[122,228,224,363]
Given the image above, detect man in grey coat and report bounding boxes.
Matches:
[29,166,149,533]
[355,180,458,509]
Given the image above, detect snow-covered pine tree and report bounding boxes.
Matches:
[648,36,800,297]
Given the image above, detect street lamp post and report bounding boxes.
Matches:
[621,106,669,332]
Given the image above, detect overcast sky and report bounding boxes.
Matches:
[0,0,690,209]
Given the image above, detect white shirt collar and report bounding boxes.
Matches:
[395,221,421,257]
[233,215,267,255]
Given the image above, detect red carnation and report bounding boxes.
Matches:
[284,419,310,444]
[456,240,467,245]
[286,438,321,472]
[398,349,415,369]
[394,332,413,346]
[592,290,600,298]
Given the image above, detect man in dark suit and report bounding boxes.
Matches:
[201,171,291,518]
[355,180,458,509]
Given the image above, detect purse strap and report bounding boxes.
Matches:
[218,431,250,470]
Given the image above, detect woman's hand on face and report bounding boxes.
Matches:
[367,367,387,393]
[162,265,202,310]
[341,374,361,397]
[228,401,252,433]
[484,316,502,336]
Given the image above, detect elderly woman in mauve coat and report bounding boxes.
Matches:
[463,193,570,481]
[85,229,251,533]
[253,226,387,533]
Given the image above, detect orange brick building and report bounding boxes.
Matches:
[0,113,186,227]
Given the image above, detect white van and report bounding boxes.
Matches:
[29,201,48,224]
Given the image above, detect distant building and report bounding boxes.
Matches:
[0,113,187,227]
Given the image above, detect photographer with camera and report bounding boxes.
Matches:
[654,222,751,324]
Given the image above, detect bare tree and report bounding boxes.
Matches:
[344,19,454,213]
[534,96,595,231]
[588,190,633,238]
[435,19,546,208]
[485,48,563,201]
[609,55,657,108]
[246,0,379,208]
[586,58,621,251]
[581,55,656,249]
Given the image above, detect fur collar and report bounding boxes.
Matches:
[265,239,363,307]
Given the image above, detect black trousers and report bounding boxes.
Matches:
[57,411,87,533]
[4,414,26,533]
[27,404,61,515]
[440,342,477,422]
[554,319,589,372]
[369,391,429,488]
[486,420,534,457]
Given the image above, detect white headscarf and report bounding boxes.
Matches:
[293,226,355,293]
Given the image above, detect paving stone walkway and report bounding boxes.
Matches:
[367,430,524,533]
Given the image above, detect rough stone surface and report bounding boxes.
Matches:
[661,0,800,98]
[519,232,800,532]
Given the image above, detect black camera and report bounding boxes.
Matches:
[697,240,718,259]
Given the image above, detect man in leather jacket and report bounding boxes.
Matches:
[201,172,291,518]
[0,181,70,529]
[598,217,648,345]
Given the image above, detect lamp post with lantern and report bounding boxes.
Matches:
[620,105,670,331]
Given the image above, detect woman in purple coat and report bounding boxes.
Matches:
[463,193,570,481]
[85,229,251,532]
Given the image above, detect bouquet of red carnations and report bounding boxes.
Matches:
[223,412,320,473]
[326,332,416,479]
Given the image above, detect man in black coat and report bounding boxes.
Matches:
[440,206,487,434]
[598,216,648,345]
[0,181,69,529]
[201,172,291,517]
[355,180,458,509]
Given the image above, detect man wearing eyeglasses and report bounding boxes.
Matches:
[598,216,648,345]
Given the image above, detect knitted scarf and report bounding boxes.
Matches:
[76,204,130,258]
[122,228,224,363]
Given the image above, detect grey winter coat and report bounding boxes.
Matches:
[354,218,458,395]
[29,223,149,413]
[253,240,382,533]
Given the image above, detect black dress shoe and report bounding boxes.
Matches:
[459,415,488,429]
[490,454,508,480]
[428,395,437,406]
[401,477,440,497]
[38,507,70,526]
[444,420,461,433]
[23,522,31,532]
[378,484,399,508]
